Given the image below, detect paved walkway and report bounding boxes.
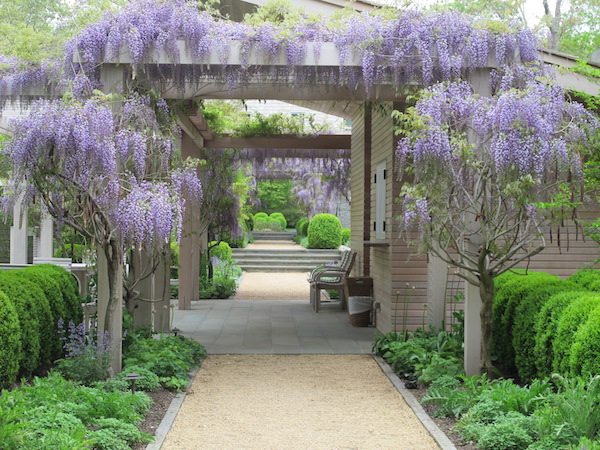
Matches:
[161,355,440,449]
[171,299,376,354]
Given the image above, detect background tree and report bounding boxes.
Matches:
[395,78,597,373]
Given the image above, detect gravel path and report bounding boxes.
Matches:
[161,354,439,449]
[233,272,312,300]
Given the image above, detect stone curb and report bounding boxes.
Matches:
[373,355,457,450]
[146,365,201,450]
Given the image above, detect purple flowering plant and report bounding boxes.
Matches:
[394,76,598,373]
[56,319,117,385]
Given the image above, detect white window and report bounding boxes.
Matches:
[375,161,387,240]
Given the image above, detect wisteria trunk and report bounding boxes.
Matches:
[96,240,124,376]
[479,271,495,375]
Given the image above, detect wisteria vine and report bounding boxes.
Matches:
[0,0,542,106]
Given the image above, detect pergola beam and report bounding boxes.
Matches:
[204,134,351,150]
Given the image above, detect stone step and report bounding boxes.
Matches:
[231,250,341,258]
[233,257,337,265]
[241,265,317,272]
[252,231,296,241]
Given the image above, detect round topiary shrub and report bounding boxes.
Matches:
[252,212,268,223]
[0,291,21,389]
[307,214,342,249]
[209,241,232,262]
[553,293,600,375]
[341,228,351,245]
[569,305,600,377]
[269,212,287,229]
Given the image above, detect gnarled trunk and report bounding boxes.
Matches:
[479,270,495,375]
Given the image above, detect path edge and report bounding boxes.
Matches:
[373,355,457,450]
[146,365,201,450]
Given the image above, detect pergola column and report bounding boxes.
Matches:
[10,193,28,264]
[178,131,202,310]
[132,249,171,333]
[38,214,54,258]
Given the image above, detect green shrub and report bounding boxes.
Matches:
[0,291,21,390]
[341,228,351,245]
[252,212,269,223]
[534,292,586,379]
[307,214,342,249]
[301,219,309,236]
[269,212,287,229]
[123,335,206,388]
[553,294,600,374]
[568,269,600,290]
[116,366,161,392]
[512,280,580,382]
[35,264,83,325]
[491,271,558,374]
[5,271,55,366]
[475,412,535,450]
[209,241,232,262]
[0,272,41,377]
[89,418,152,448]
[569,306,600,376]
[199,275,237,299]
[17,267,69,360]
[296,218,308,236]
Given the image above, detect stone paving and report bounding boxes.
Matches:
[171,299,377,354]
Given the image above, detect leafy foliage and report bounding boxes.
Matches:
[0,291,21,390]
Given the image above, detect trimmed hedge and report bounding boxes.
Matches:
[5,272,55,366]
[491,271,559,374]
[512,280,580,382]
[552,294,600,375]
[307,214,342,249]
[252,212,268,223]
[0,272,42,377]
[35,264,83,325]
[570,306,600,377]
[0,291,21,389]
[533,291,587,379]
[269,212,287,229]
[567,269,600,290]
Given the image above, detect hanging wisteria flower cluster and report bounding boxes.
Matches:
[395,79,597,236]
[0,0,542,105]
[2,94,202,248]
[246,149,350,218]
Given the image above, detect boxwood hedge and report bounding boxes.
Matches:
[0,291,21,389]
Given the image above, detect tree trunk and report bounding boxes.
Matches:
[479,270,495,375]
[96,240,124,376]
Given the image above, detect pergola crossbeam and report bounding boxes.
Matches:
[204,134,351,150]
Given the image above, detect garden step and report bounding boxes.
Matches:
[241,264,319,272]
[251,231,296,241]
